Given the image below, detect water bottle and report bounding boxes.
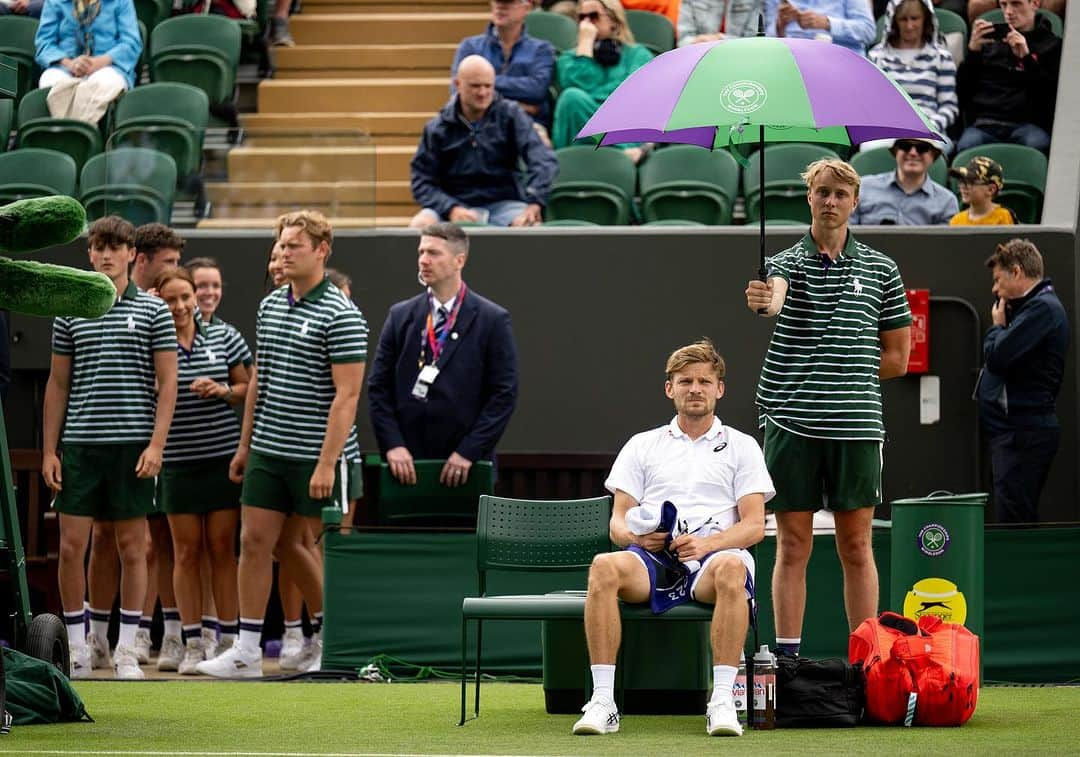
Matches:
[733,653,748,727]
[752,645,777,730]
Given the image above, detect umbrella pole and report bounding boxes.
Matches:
[757,124,768,314]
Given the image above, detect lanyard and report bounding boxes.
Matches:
[420,283,466,367]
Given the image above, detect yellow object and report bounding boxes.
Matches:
[903,577,968,625]
[949,204,1016,225]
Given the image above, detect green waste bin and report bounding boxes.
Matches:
[889,492,987,640]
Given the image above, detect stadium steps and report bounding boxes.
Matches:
[205,180,414,218]
[288,12,489,45]
[225,145,413,182]
[271,43,457,80]
[239,112,428,146]
[197,216,413,229]
[257,78,450,115]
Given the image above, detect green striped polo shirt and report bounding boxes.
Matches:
[52,280,176,445]
[251,278,368,462]
[164,318,253,464]
[756,231,912,441]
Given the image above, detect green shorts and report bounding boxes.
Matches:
[160,456,242,515]
[53,443,156,521]
[241,450,362,518]
[763,418,882,512]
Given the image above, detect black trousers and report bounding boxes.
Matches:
[989,426,1061,523]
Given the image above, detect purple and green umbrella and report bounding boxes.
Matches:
[575,35,942,280]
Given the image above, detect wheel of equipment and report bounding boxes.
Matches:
[25,614,69,675]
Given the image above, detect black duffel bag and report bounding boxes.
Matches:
[775,655,864,728]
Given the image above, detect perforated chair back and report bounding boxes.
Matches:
[524,10,577,51]
[625,9,674,55]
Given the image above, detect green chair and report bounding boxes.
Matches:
[978,8,1062,37]
[626,9,674,55]
[639,145,739,225]
[135,0,172,32]
[524,10,578,51]
[15,87,104,173]
[150,15,241,104]
[0,147,77,202]
[111,82,208,179]
[951,143,1047,223]
[763,218,807,226]
[0,16,39,104]
[546,145,636,225]
[372,457,494,526]
[459,495,612,725]
[0,98,12,151]
[643,219,706,226]
[80,146,177,224]
[935,8,969,45]
[851,145,948,186]
[743,143,840,223]
[542,219,598,226]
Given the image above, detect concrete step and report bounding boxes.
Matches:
[257,77,450,114]
[241,111,430,137]
[226,145,414,182]
[272,43,456,79]
[198,216,414,229]
[289,13,487,45]
[206,180,412,205]
[302,0,488,13]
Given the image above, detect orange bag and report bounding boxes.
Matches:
[849,611,979,726]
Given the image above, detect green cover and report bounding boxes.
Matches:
[1,648,91,726]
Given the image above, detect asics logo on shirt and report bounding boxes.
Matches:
[713,442,728,452]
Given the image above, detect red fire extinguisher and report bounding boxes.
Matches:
[905,289,929,374]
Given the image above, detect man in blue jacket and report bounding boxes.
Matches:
[978,239,1069,523]
[409,55,558,228]
[367,222,518,487]
[451,0,555,127]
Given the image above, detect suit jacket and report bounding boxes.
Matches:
[367,287,518,463]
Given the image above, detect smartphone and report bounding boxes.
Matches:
[992,22,1012,40]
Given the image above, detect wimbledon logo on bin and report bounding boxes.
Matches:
[917,522,950,557]
[903,577,967,624]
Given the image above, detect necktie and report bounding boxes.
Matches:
[434,306,449,341]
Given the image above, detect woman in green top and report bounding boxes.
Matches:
[553,0,654,150]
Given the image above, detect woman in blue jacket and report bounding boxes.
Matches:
[34,0,142,99]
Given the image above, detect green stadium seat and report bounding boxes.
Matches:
[763,218,807,225]
[135,0,173,32]
[851,145,948,186]
[546,145,636,225]
[80,146,177,224]
[16,87,104,173]
[371,457,494,526]
[542,219,598,226]
[744,143,840,223]
[978,8,1062,37]
[0,16,39,104]
[639,145,739,225]
[0,98,12,151]
[643,219,706,226]
[626,9,674,55]
[111,82,208,180]
[0,147,77,202]
[150,15,241,104]
[950,143,1047,224]
[524,10,578,51]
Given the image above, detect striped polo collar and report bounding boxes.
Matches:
[801,230,861,260]
[287,276,330,306]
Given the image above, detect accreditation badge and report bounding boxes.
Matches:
[411,364,441,401]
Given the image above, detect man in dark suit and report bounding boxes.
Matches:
[367,223,518,486]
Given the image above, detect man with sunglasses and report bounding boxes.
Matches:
[851,138,957,226]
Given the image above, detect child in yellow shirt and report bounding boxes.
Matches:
[948,157,1017,225]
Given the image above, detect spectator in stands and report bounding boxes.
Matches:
[979,239,1068,522]
[0,0,44,18]
[410,55,557,228]
[948,156,1017,224]
[678,0,765,44]
[199,211,365,678]
[956,0,1061,153]
[154,266,250,675]
[621,0,680,28]
[571,339,772,737]
[966,0,1064,22]
[852,138,958,225]
[868,0,959,152]
[43,216,177,680]
[552,0,653,154]
[452,0,556,127]
[765,0,876,55]
[367,223,518,489]
[34,0,142,124]
[269,0,294,47]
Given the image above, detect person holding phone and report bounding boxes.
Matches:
[956,0,1061,153]
[765,0,876,54]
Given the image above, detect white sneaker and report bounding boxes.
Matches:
[87,632,111,670]
[706,695,743,736]
[572,697,620,735]
[195,642,262,679]
[210,637,233,660]
[133,628,152,664]
[201,627,218,657]
[178,638,205,675]
[114,644,146,680]
[278,628,305,670]
[157,635,183,672]
[69,644,91,679]
[297,636,322,673]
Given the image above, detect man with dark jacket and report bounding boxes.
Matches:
[978,239,1069,523]
[956,0,1061,153]
[410,55,558,228]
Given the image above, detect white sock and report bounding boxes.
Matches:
[65,610,86,648]
[88,606,110,641]
[711,665,738,704]
[590,664,616,703]
[162,607,181,639]
[118,610,140,648]
[238,618,263,654]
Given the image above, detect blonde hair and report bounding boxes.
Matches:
[665,339,726,381]
[276,210,334,255]
[582,0,636,44]
[801,158,861,197]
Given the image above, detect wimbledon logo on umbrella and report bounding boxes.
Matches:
[720,80,767,114]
